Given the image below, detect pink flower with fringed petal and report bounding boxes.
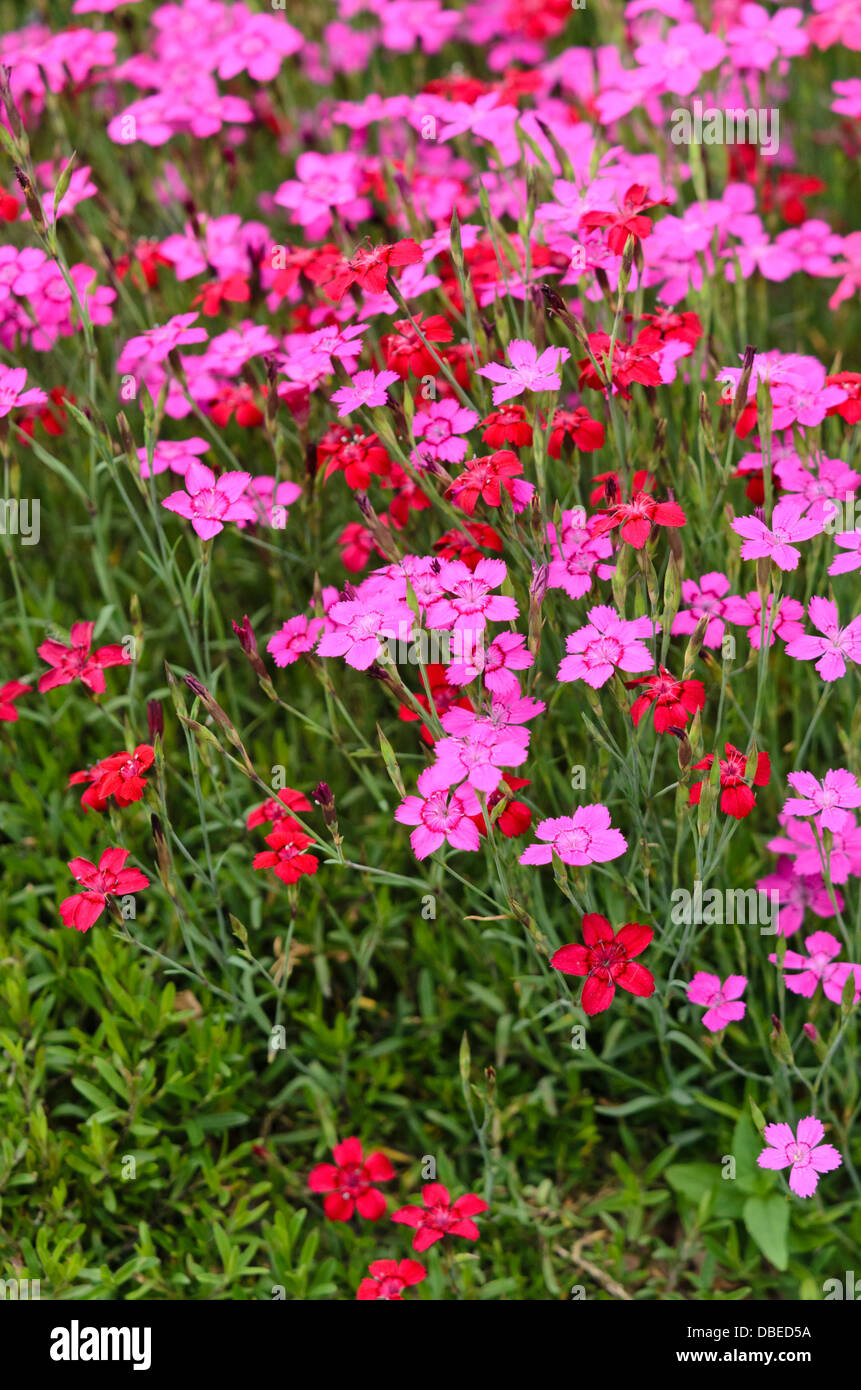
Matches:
[757,1116,842,1198]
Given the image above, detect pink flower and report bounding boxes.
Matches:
[267,616,324,667]
[557,605,656,688]
[162,463,255,540]
[357,1259,427,1301]
[394,771,482,859]
[832,78,861,119]
[767,812,861,884]
[117,312,208,372]
[519,805,627,866]
[37,621,130,695]
[829,530,861,577]
[137,437,209,479]
[317,593,413,670]
[671,572,731,648]
[446,630,533,698]
[0,365,46,416]
[633,23,726,95]
[757,1116,842,1198]
[59,847,149,932]
[412,398,479,465]
[731,497,826,571]
[769,930,861,1007]
[422,721,530,796]
[722,592,806,649]
[784,596,861,681]
[757,857,841,937]
[424,558,518,634]
[783,769,861,832]
[391,1183,489,1252]
[829,232,861,311]
[273,152,370,237]
[477,340,570,405]
[687,972,747,1032]
[330,369,400,418]
[725,3,808,70]
[214,12,303,83]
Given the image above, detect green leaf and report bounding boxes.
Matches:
[743,1195,789,1270]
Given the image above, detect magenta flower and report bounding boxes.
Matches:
[0,365,46,417]
[214,12,302,83]
[519,805,627,867]
[137,437,209,479]
[117,312,208,372]
[725,3,809,70]
[829,530,861,576]
[330,369,400,418]
[769,930,861,1006]
[477,340,570,405]
[633,22,726,94]
[784,596,861,681]
[757,857,841,936]
[37,621,130,695]
[162,463,255,540]
[557,605,657,688]
[783,769,861,832]
[767,812,861,884]
[424,558,518,634]
[687,972,747,1032]
[317,594,413,670]
[757,1116,842,1198]
[671,572,731,648]
[722,592,806,649]
[394,770,481,859]
[267,615,324,667]
[446,631,533,699]
[423,723,530,796]
[412,398,479,465]
[731,497,826,571]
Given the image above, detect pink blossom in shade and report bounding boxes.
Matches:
[391,1183,489,1253]
[767,812,861,885]
[330,369,400,418]
[832,79,861,119]
[721,592,806,650]
[809,0,861,53]
[829,531,861,577]
[829,233,861,311]
[116,313,208,373]
[214,12,303,82]
[356,1259,427,1301]
[476,340,571,405]
[725,3,808,69]
[424,558,519,634]
[783,770,861,833]
[0,679,32,722]
[267,616,324,668]
[519,805,627,867]
[422,722,530,797]
[557,605,657,689]
[632,23,726,94]
[0,365,46,416]
[412,398,479,466]
[161,463,256,540]
[769,931,861,1008]
[731,497,826,571]
[394,770,482,860]
[687,972,747,1032]
[273,152,370,237]
[37,621,130,695]
[784,595,861,682]
[446,631,533,699]
[545,509,615,601]
[757,1117,842,1199]
[317,594,414,671]
[757,857,841,937]
[136,437,209,479]
[59,847,149,933]
[670,572,731,648]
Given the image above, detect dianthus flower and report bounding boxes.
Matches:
[37,621,130,695]
[446,451,534,514]
[551,913,655,1016]
[162,464,255,539]
[477,339,570,404]
[768,931,861,1007]
[557,606,656,688]
[394,770,482,859]
[252,821,318,884]
[757,1116,841,1199]
[357,1260,427,1301]
[69,744,154,811]
[687,973,747,1032]
[0,679,31,721]
[783,769,861,832]
[246,786,312,831]
[731,497,826,570]
[308,1137,394,1221]
[591,488,686,547]
[784,596,861,681]
[626,666,705,733]
[59,848,149,932]
[689,743,771,819]
[391,1183,489,1252]
[519,805,627,866]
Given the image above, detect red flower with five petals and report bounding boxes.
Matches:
[551,914,655,1016]
[0,679,32,722]
[356,1259,427,1301]
[391,1182,489,1252]
[689,743,771,820]
[625,666,706,733]
[59,847,150,933]
[308,1136,394,1221]
[591,489,686,549]
[37,621,130,695]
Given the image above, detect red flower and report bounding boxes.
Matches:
[432,522,503,569]
[59,847,150,933]
[318,423,391,489]
[446,450,530,515]
[246,786,312,830]
[591,489,686,549]
[391,1182,489,1252]
[252,821,318,884]
[192,273,251,317]
[689,743,771,820]
[626,667,706,734]
[357,1259,427,1302]
[578,328,664,397]
[312,239,424,302]
[270,244,340,298]
[0,192,20,222]
[308,1136,394,1221]
[826,373,861,425]
[115,240,172,290]
[17,385,76,441]
[480,404,533,448]
[382,313,453,379]
[209,383,264,428]
[579,184,666,255]
[762,172,824,226]
[69,744,155,811]
[338,521,378,572]
[547,406,605,458]
[0,679,31,722]
[37,621,130,695]
[551,914,655,1016]
[468,773,532,838]
[640,308,703,349]
[589,469,653,506]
